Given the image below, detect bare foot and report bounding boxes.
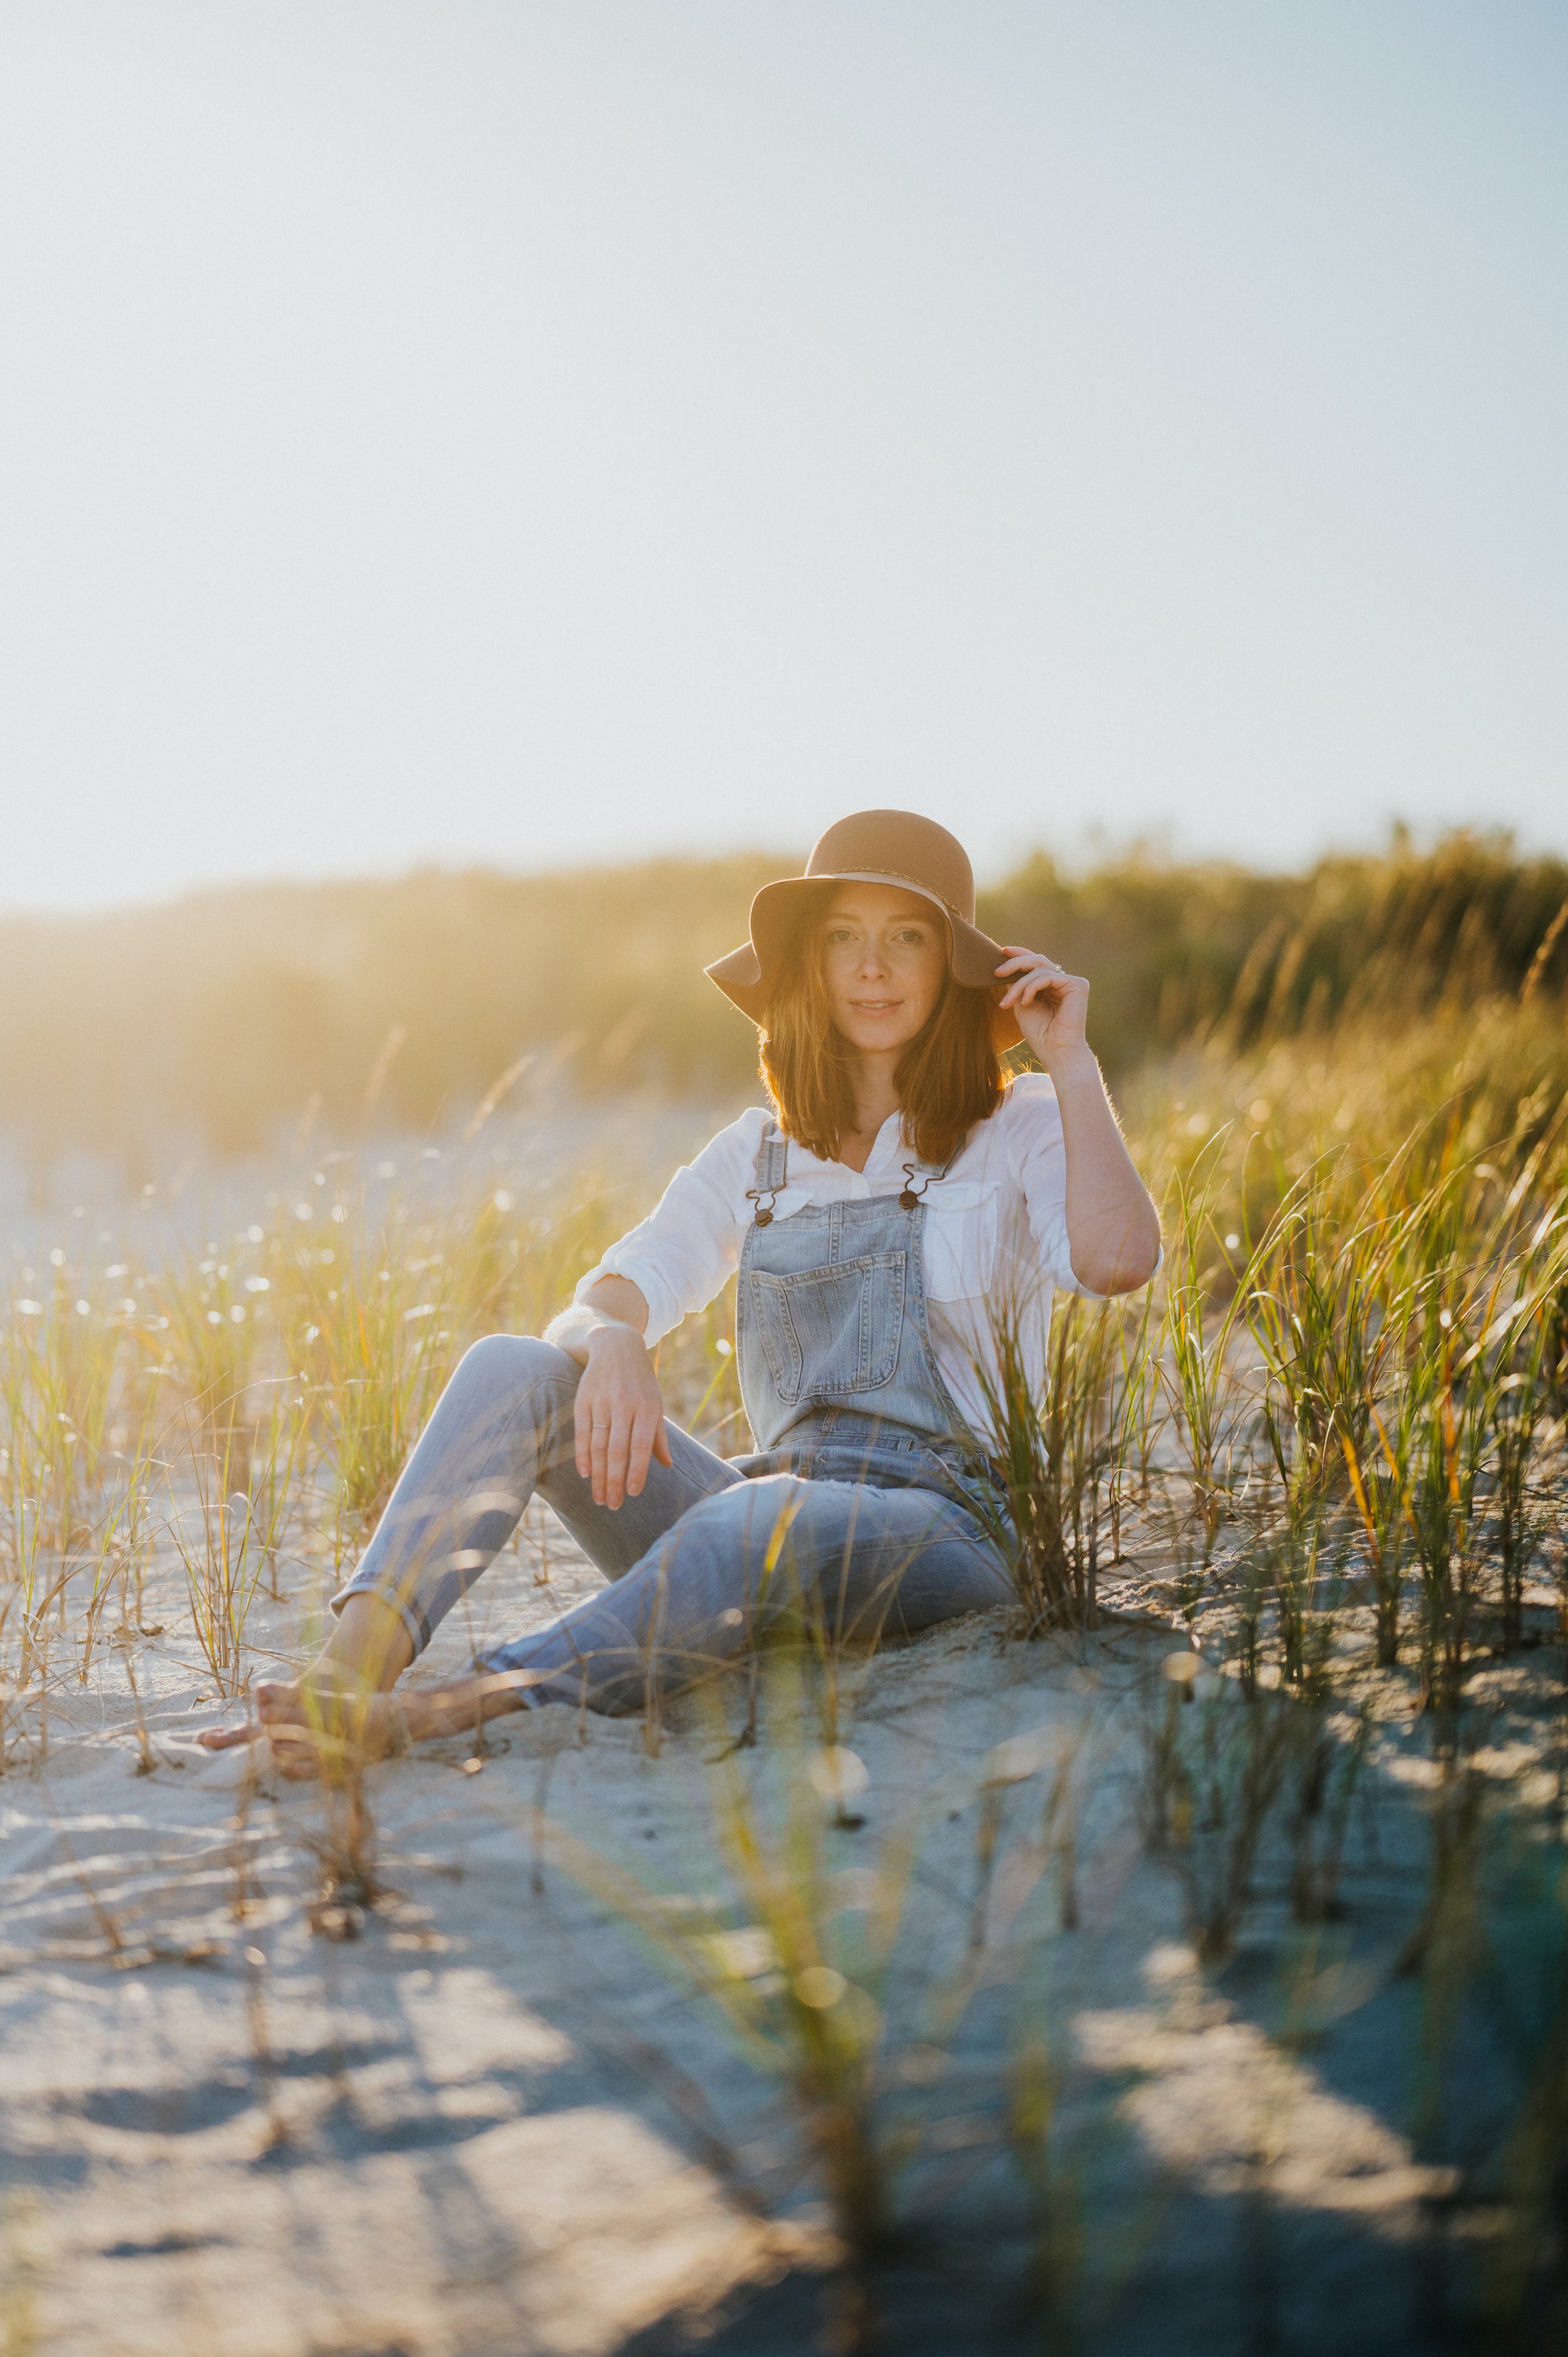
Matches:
[199,1665,540,1779]
[198,1594,418,1779]
[198,1671,406,1780]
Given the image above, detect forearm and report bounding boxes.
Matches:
[1046,1049,1162,1296]
[543,1275,650,1366]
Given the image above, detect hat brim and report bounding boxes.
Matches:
[704,871,1023,1051]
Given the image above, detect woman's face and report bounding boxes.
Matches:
[819,883,947,1056]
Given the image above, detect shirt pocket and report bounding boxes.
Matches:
[921,1181,1000,1303]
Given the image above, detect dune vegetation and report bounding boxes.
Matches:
[3,829,1564,1178]
[3,837,1567,2345]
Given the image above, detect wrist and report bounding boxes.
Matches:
[544,1303,645,1360]
[585,1317,644,1354]
[1039,1043,1101,1090]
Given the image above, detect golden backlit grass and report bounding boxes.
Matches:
[3,983,1564,1724]
[4,831,1564,1174]
[3,976,1567,2325]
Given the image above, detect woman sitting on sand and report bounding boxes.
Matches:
[203,811,1161,1774]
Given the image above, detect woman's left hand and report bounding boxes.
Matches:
[995,946,1091,1069]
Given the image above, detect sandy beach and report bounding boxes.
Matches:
[5,1494,1525,2357]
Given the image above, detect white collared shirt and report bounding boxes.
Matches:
[575,1073,1096,1442]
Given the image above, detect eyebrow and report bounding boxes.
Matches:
[824,905,933,923]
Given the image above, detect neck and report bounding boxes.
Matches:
[842,1048,903,1152]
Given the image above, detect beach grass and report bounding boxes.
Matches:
[3,948,1568,2336]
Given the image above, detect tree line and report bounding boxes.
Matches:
[2,832,1564,1178]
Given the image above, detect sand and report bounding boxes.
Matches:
[1,1509,1552,2356]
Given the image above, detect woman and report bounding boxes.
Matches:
[203,811,1160,1773]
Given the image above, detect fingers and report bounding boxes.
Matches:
[604,1408,634,1510]
[995,944,1086,1015]
[624,1406,672,1498]
[577,1366,619,1503]
[608,1400,669,1504]
[1009,975,1069,1011]
[623,1410,652,1503]
[590,1399,633,1509]
[575,1363,668,1508]
[995,949,1065,996]
[197,1721,262,1752]
[590,1406,613,1505]
[267,1728,324,1782]
[1000,979,1067,1013]
[995,951,1064,972]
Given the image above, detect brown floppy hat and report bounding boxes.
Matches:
[704,809,1022,1050]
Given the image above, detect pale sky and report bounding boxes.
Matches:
[1,1,1564,908]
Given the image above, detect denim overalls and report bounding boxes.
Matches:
[337,1123,1015,1715]
[733,1122,1004,1518]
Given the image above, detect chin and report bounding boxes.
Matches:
[837,1018,924,1055]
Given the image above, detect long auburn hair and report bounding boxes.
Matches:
[758,883,1005,1168]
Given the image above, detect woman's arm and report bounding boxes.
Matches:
[996,948,1162,1296]
[538,1114,756,1509]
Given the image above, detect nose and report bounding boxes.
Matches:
[857,937,890,979]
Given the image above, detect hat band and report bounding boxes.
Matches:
[807,865,964,920]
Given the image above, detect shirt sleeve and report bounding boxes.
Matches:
[573,1109,761,1345]
[1005,1074,1104,1301]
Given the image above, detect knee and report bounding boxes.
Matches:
[450,1332,579,1405]
[677,1474,812,1565]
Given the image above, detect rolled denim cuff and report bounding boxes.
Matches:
[330,1569,432,1659]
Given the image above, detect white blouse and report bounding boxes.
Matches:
[575,1074,1097,1442]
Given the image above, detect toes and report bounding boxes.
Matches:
[267,1729,322,1782]
[197,1723,258,1752]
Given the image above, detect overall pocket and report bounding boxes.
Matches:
[744,1252,907,1403]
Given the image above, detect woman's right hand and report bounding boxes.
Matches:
[574,1326,673,1509]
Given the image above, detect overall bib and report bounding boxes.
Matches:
[337,1125,1015,1715]
[732,1121,1003,1515]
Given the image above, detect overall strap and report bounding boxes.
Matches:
[747,1121,790,1226]
[898,1149,954,1210]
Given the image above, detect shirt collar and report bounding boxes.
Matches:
[790,1112,922,1183]
[861,1113,906,1176]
